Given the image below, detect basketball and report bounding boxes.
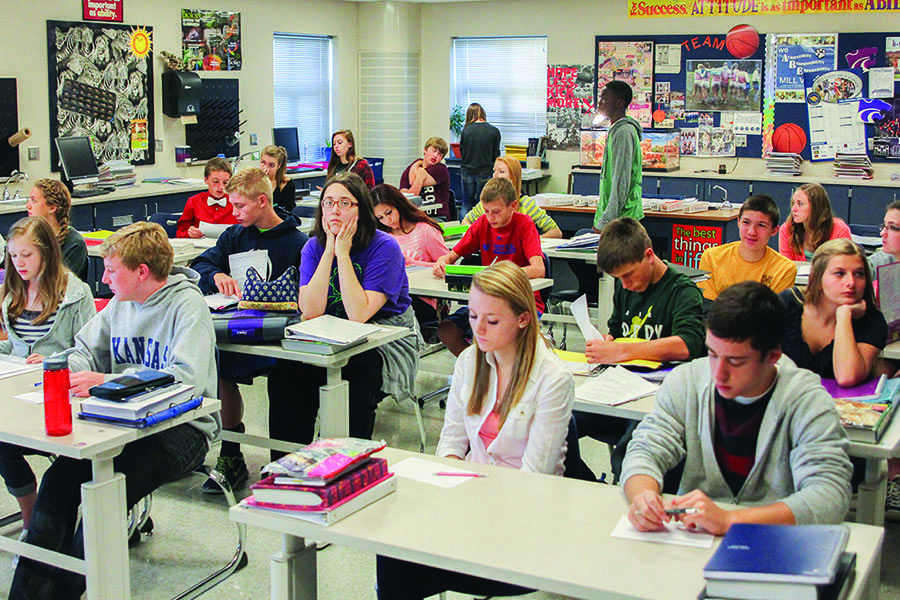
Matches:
[653,109,667,123]
[726,24,759,59]
[772,123,807,154]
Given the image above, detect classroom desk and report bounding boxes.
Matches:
[230,447,884,600]
[406,266,553,302]
[574,385,900,528]
[0,369,221,600]
[86,236,213,266]
[217,325,409,444]
[521,168,551,196]
[884,340,900,360]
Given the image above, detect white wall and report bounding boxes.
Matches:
[419,0,900,191]
[1,0,359,181]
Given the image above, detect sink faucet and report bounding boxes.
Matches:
[712,184,730,208]
[2,170,28,201]
[230,151,259,172]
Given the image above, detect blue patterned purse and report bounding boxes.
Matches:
[238,266,299,312]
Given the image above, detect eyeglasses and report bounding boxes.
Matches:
[321,198,358,210]
[882,224,900,234]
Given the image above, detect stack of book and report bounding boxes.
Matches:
[282,314,381,355]
[504,144,528,161]
[765,152,803,176]
[832,153,873,179]
[77,382,199,428]
[557,232,600,250]
[825,375,899,443]
[98,160,137,188]
[700,524,856,600]
[243,438,395,525]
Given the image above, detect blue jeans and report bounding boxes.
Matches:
[460,170,491,216]
[9,423,209,600]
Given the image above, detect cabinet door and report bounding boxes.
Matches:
[849,186,897,226]
[642,176,659,196]
[658,177,702,199]
[704,180,750,206]
[821,184,850,222]
[147,191,194,216]
[749,181,795,225]
[94,198,146,231]
[572,171,602,196]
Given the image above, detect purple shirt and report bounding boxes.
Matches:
[300,229,411,319]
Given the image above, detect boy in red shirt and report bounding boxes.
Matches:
[433,177,544,355]
[176,157,238,238]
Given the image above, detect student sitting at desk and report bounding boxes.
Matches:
[191,167,308,492]
[623,281,852,534]
[399,136,451,219]
[462,155,563,238]
[26,178,88,281]
[576,217,705,480]
[698,194,796,300]
[326,129,375,189]
[433,177,545,356]
[778,183,851,261]
[376,261,574,600]
[175,157,237,238]
[373,184,449,341]
[267,172,420,450]
[0,217,95,531]
[869,200,900,272]
[260,145,296,214]
[9,222,220,600]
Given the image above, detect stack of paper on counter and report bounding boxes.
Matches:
[282,314,382,354]
[575,365,658,407]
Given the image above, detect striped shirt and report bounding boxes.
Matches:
[10,309,55,346]
[464,195,559,235]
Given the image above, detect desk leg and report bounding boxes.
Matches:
[857,457,887,527]
[318,367,350,438]
[82,456,129,600]
[271,534,316,600]
[596,273,614,335]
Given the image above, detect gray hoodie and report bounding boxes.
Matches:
[0,272,95,358]
[621,355,852,525]
[69,271,221,441]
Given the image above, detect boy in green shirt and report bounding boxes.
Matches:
[593,80,644,232]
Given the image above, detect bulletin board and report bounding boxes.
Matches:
[594,31,900,163]
[46,20,155,169]
[0,79,20,178]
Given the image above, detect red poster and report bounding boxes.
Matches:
[83,0,123,22]
[670,223,722,268]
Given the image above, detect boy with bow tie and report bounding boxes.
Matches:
[175,157,238,238]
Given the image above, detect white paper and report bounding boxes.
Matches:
[228,249,270,290]
[610,515,715,548]
[198,221,231,238]
[192,237,217,249]
[391,457,477,488]
[13,391,43,404]
[0,356,40,380]
[204,293,239,311]
[285,314,382,344]
[571,294,603,341]
[655,44,681,74]
[575,365,658,406]
[869,67,895,98]
[732,112,762,135]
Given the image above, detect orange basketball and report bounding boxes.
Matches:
[653,109,667,123]
[726,24,759,59]
[772,123,807,154]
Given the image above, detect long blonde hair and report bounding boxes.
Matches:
[467,262,542,426]
[805,238,876,309]
[2,216,68,324]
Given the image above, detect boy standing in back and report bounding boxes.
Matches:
[400,137,452,220]
[698,194,796,300]
[593,80,644,232]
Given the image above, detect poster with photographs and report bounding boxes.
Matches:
[695,127,735,157]
[182,9,241,71]
[46,20,155,167]
[547,65,595,151]
[680,128,697,155]
[886,37,900,81]
[772,33,837,103]
[596,40,654,127]
[685,60,762,112]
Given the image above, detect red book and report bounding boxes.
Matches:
[251,457,389,507]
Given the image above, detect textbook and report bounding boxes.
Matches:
[78,397,203,429]
[261,438,387,485]
[281,336,368,355]
[79,383,194,420]
[821,374,886,401]
[251,457,389,507]
[703,524,849,593]
[241,473,397,526]
[701,552,856,600]
[832,378,899,443]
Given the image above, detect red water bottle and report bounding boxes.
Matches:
[43,355,72,436]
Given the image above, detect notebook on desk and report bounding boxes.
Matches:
[877,261,900,343]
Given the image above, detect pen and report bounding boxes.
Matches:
[635,507,699,516]
[433,472,486,478]
[34,381,43,387]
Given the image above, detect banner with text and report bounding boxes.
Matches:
[628,0,900,18]
[671,223,722,268]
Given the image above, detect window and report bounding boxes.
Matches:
[273,33,332,162]
[451,37,547,145]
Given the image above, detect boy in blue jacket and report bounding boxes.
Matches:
[191,167,307,492]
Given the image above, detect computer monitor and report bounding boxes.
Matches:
[55,136,100,186]
[273,127,301,162]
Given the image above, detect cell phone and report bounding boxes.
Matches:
[89,369,175,401]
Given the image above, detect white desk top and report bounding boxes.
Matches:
[231,447,883,600]
[884,340,900,360]
[406,267,552,302]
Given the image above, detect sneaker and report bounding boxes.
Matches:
[886,476,900,512]
[201,456,249,495]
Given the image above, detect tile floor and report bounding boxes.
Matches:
[0,331,896,599]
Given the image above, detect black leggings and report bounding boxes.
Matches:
[376,555,533,600]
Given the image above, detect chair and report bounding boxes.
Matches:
[563,416,594,481]
[446,188,459,222]
[148,212,180,238]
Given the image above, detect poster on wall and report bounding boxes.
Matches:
[83,0,123,22]
[804,70,866,160]
[628,0,900,18]
[772,33,838,103]
[46,20,155,167]
[685,60,761,112]
[182,9,241,71]
[670,223,721,269]
[547,65,595,151]
[596,40,654,127]
[887,37,900,80]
